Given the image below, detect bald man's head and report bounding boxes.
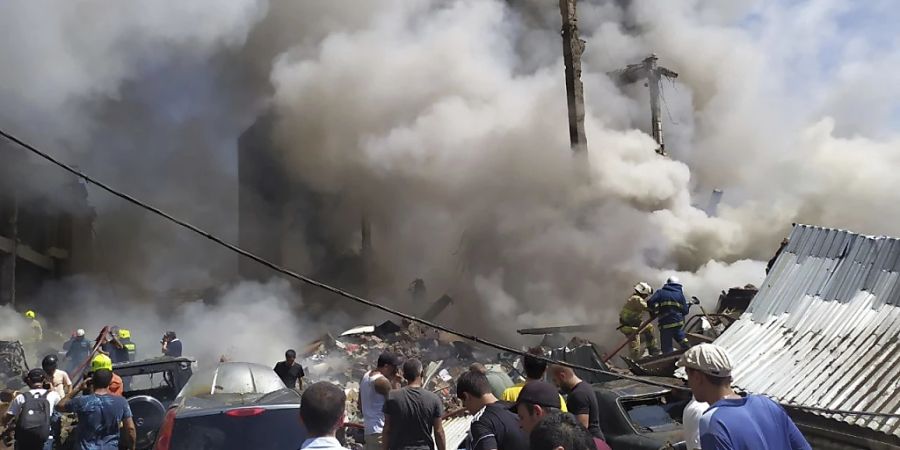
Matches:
[549,365,578,389]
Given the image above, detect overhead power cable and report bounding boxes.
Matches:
[5,127,900,419]
[0,127,685,393]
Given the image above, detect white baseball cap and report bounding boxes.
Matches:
[676,343,733,378]
[76,329,85,337]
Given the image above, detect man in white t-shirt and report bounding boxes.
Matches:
[42,355,71,398]
[1,369,61,450]
[682,396,709,450]
[359,352,402,450]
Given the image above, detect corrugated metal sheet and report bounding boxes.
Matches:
[715,224,900,438]
[442,415,474,450]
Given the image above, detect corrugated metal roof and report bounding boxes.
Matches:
[442,415,474,450]
[715,224,900,438]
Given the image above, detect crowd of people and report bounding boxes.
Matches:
[1,323,185,450]
[4,301,812,450]
[301,343,811,450]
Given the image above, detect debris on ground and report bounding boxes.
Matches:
[301,319,621,425]
[301,320,524,421]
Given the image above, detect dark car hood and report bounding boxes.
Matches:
[175,389,301,418]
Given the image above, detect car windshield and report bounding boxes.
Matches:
[169,407,306,450]
[121,371,173,391]
[177,362,285,398]
[621,395,687,433]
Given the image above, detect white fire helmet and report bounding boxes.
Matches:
[634,282,653,296]
[76,329,85,337]
[667,276,681,285]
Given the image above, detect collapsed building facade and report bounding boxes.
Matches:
[712,224,900,448]
[0,142,94,311]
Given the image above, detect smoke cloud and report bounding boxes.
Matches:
[1,1,898,356]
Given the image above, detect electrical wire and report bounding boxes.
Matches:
[5,127,900,419]
[0,127,686,393]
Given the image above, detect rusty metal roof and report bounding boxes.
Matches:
[714,224,900,438]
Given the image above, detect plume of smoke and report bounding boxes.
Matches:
[0,305,31,342]
[19,278,338,369]
[2,0,899,351]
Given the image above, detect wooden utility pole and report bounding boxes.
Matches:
[558,0,588,154]
[611,54,678,156]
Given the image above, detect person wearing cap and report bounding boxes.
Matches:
[359,352,402,450]
[513,381,612,450]
[455,370,527,450]
[1,369,60,450]
[57,369,136,450]
[647,276,691,354]
[678,344,810,450]
[90,354,124,397]
[65,329,92,374]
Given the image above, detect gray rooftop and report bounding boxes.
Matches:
[715,224,900,437]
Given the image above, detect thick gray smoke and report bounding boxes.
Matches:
[1,1,898,355]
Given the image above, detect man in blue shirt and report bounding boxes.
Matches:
[647,276,691,354]
[161,331,182,357]
[677,344,810,450]
[57,368,136,450]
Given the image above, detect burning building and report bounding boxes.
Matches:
[237,112,373,313]
[0,141,94,311]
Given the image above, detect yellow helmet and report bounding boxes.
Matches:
[91,354,113,372]
[117,329,131,339]
[24,310,36,319]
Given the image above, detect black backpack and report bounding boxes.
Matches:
[15,391,51,443]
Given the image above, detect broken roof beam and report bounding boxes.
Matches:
[421,294,453,322]
[517,324,601,335]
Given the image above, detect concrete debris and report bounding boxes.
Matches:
[301,320,523,422]
[300,320,624,434]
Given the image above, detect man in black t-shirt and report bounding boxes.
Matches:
[274,349,305,389]
[549,366,605,441]
[456,369,527,450]
[383,359,446,450]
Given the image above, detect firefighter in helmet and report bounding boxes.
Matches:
[619,282,661,359]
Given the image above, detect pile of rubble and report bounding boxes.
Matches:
[301,320,523,422]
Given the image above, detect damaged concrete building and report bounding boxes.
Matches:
[237,113,373,312]
[0,142,94,310]
[712,224,900,448]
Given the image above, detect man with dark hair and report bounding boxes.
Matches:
[361,352,402,450]
[529,412,596,450]
[678,344,810,450]
[57,369,137,450]
[161,331,182,357]
[300,382,347,450]
[383,359,445,450]
[549,366,606,443]
[455,371,526,450]
[469,363,514,400]
[2,369,60,450]
[275,349,306,389]
[500,350,567,412]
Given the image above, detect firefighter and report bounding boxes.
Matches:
[647,276,692,354]
[619,282,660,360]
[115,328,137,362]
[24,310,43,343]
